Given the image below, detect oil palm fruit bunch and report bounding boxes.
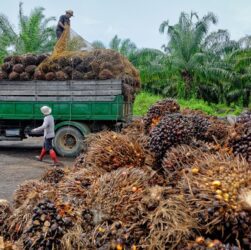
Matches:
[23,199,74,250]
[38,49,141,101]
[204,119,229,143]
[182,109,229,143]
[74,132,106,169]
[13,180,50,209]
[83,131,145,172]
[74,153,86,169]
[178,153,251,248]
[121,119,148,147]
[85,168,149,225]
[161,142,217,186]
[1,54,48,81]
[236,110,251,124]
[57,168,99,207]
[145,196,197,250]
[83,168,150,247]
[190,114,228,143]
[121,119,156,169]
[0,50,140,103]
[178,237,239,250]
[40,168,66,185]
[148,113,194,162]
[189,114,211,140]
[60,224,90,250]
[228,116,251,163]
[6,191,50,241]
[0,200,12,236]
[144,99,180,134]
[84,170,169,249]
[91,221,139,249]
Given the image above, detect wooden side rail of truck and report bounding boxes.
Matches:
[0,79,132,156]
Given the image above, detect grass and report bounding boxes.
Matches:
[133,92,162,116]
[133,91,243,117]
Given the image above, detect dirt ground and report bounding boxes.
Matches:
[0,138,74,201]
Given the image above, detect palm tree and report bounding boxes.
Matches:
[109,35,137,58]
[109,35,121,51]
[205,33,251,106]
[159,12,233,99]
[226,46,251,107]
[0,2,56,62]
[130,48,176,94]
[92,40,106,49]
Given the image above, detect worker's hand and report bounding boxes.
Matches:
[31,129,37,133]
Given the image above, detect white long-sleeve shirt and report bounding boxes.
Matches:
[33,115,55,139]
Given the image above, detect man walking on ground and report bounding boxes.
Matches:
[32,106,62,166]
[56,10,74,39]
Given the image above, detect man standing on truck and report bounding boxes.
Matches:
[32,106,62,166]
[56,10,74,39]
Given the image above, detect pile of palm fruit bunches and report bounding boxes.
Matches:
[0,50,140,101]
[0,98,251,250]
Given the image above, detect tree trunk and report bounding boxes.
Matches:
[181,70,192,99]
[243,89,250,107]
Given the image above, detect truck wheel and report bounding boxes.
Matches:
[54,126,84,157]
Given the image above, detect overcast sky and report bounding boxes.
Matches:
[1,0,251,49]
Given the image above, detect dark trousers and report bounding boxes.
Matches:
[43,138,54,152]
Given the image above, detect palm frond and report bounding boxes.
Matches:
[92,40,106,49]
[197,66,234,81]
[159,20,169,34]
[109,35,121,51]
[226,89,243,101]
[0,14,17,40]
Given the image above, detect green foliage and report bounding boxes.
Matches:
[133,91,163,116]
[109,35,137,58]
[178,98,242,116]
[130,48,175,94]
[106,27,250,107]
[133,91,242,116]
[130,12,251,107]
[0,2,56,62]
[159,12,235,99]
[226,48,251,107]
[92,40,106,49]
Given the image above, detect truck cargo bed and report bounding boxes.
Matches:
[0,79,132,122]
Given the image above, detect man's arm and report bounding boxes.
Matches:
[58,21,65,29]
[58,16,65,29]
[32,117,49,133]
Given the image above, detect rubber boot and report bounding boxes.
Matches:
[37,147,46,161]
[49,149,59,163]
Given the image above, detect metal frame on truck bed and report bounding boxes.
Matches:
[0,79,132,156]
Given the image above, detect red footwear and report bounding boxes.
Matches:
[39,147,47,161]
[49,149,59,164]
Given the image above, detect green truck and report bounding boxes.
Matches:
[0,79,132,156]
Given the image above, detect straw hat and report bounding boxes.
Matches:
[66,10,74,16]
[40,106,52,115]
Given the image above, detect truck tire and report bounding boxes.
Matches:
[54,126,84,157]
